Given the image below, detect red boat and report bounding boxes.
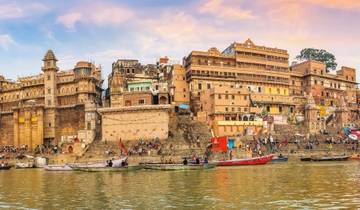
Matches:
[350,155,360,160]
[211,154,274,166]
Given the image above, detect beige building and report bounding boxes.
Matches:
[0,50,103,149]
[168,64,190,105]
[290,60,358,127]
[184,39,292,119]
[198,85,263,137]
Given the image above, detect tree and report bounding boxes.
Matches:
[296,48,337,71]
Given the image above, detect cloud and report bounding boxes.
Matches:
[198,0,255,21]
[0,34,16,50]
[0,2,48,20]
[306,0,360,10]
[57,3,134,29]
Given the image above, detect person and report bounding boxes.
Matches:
[108,160,113,167]
[183,157,188,165]
[279,153,283,158]
[229,150,233,160]
[204,157,208,164]
[195,157,200,164]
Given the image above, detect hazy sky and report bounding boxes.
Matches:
[0,0,359,84]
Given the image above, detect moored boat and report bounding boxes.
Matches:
[211,154,273,166]
[0,165,12,170]
[271,156,288,163]
[44,164,73,171]
[350,154,360,160]
[73,165,142,172]
[15,162,35,169]
[142,163,216,171]
[300,155,350,161]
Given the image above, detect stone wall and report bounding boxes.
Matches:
[99,105,171,142]
[55,105,85,142]
[0,113,14,145]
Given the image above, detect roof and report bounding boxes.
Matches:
[43,50,57,61]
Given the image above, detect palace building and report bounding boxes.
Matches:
[0,50,103,149]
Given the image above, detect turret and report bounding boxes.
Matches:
[42,50,58,107]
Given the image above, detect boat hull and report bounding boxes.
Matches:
[143,163,216,171]
[301,156,350,161]
[44,165,73,171]
[0,166,12,170]
[271,157,288,163]
[74,165,142,172]
[212,154,273,166]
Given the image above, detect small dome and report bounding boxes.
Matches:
[75,61,92,69]
[43,50,57,61]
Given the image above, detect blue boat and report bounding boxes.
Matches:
[271,155,288,163]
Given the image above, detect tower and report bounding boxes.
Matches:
[42,50,58,143]
[42,50,58,108]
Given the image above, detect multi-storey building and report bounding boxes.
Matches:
[290,60,358,119]
[198,85,263,137]
[0,50,103,149]
[106,59,169,107]
[184,39,294,123]
[168,64,190,105]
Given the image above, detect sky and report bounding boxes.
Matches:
[0,0,359,84]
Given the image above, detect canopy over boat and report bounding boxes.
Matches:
[142,163,216,171]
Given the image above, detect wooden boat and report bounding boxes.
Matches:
[0,165,12,170]
[142,163,216,171]
[211,154,273,166]
[271,156,288,163]
[15,162,35,169]
[70,157,128,169]
[311,155,350,161]
[73,165,142,172]
[350,155,360,160]
[301,155,350,161]
[44,164,73,171]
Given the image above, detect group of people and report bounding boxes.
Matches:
[34,144,61,155]
[128,140,161,156]
[0,145,28,153]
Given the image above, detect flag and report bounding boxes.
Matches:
[211,136,228,152]
[119,138,128,156]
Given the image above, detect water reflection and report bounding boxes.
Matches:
[0,161,359,209]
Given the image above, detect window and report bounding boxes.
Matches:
[225,94,229,99]
[47,75,51,80]
[218,94,221,99]
[258,87,262,93]
[244,95,247,100]
[225,107,228,112]
[87,122,91,130]
[266,106,270,112]
[139,99,145,105]
[277,88,280,94]
[49,123,51,127]
[326,92,329,97]
[314,80,317,85]
[292,80,295,85]
[231,95,235,100]
[207,83,211,89]
[279,106,283,113]
[330,101,334,106]
[47,88,51,94]
[231,107,235,112]
[198,83,202,90]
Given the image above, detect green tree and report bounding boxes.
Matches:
[296,48,337,71]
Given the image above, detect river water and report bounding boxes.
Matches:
[1,161,360,209]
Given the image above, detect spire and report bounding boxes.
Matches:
[43,50,57,61]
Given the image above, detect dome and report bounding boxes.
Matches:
[75,61,92,69]
[43,50,57,61]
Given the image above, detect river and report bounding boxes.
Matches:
[1,161,360,209]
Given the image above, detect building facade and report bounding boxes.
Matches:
[0,50,103,149]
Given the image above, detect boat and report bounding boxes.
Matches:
[0,165,12,170]
[300,155,350,161]
[44,164,73,171]
[15,162,35,169]
[70,157,128,169]
[211,154,273,166]
[350,155,360,160]
[271,156,288,163]
[73,165,142,172]
[142,163,216,171]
